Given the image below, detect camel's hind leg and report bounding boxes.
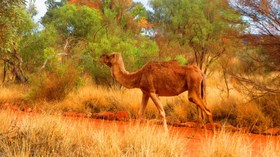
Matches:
[196,106,205,127]
[188,93,214,132]
[196,106,205,120]
[150,93,168,132]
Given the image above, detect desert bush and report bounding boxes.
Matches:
[256,93,280,127]
[212,97,238,125]
[165,96,197,123]
[211,92,272,129]
[236,103,271,130]
[28,64,82,102]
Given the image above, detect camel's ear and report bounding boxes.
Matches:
[100,54,112,67]
[108,53,118,63]
[109,53,116,59]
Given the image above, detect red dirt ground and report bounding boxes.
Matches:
[1,109,279,156]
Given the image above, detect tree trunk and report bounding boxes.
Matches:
[223,69,230,98]
[1,43,28,83]
[2,61,7,83]
[13,46,28,83]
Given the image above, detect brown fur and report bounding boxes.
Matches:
[101,52,214,132]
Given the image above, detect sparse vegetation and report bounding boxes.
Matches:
[200,128,280,157]
[200,130,252,157]
[0,109,279,157]
[0,110,185,156]
[0,84,27,104]
[0,70,279,129]
[28,65,82,102]
[0,0,279,156]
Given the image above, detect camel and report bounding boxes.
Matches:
[100,52,214,132]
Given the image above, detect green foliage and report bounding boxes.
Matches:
[44,4,102,38]
[80,35,158,84]
[45,0,66,9]
[20,25,58,72]
[0,6,35,55]
[131,2,147,18]
[175,54,187,65]
[0,1,35,83]
[0,0,26,12]
[37,2,159,85]
[149,0,244,73]
[4,0,159,85]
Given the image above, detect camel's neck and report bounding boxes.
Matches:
[111,59,141,89]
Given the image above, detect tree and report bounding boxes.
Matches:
[230,0,280,97]
[19,25,58,73]
[0,0,34,83]
[39,1,158,85]
[149,0,244,74]
[41,3,103,65]
[232,0,280,70]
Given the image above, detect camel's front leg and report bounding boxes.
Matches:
[149,93,168,132]
[138,93,149,122]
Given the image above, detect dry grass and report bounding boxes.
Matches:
[200,131,252,157]
[261,141,280,157]
[236,102,271,129]
[0,71,279,128]
[46,84,162,119]
[49,84,199,121]
[0,110,185,156]
[200,128,280,157]
[0,110,279,157]
[0,84,27,103]
[164,96,197,123]
[257,93,280,127]
[28,66,81,102]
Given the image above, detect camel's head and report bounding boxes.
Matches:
[100,52,122,67]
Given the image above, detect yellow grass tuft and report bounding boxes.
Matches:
[200,130,252,157]
[0,110,185,156]
[261,141,280,157]
[0,84,27,103]
[200,128,280,157]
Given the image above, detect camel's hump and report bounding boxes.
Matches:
[143,60,187,75]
